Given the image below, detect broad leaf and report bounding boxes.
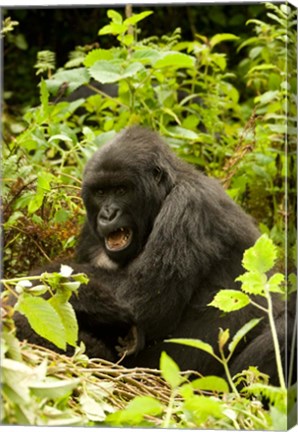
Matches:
[124,11,153,26]
[49,295,78,347]
[166,338,215,356]
[154,52,195,69]
[46,68,90,95]
[236,272,267,296]
[210,33,239,48]
[268,273,285,293]
[30,378,80,400]
[242,234,277,273]
[160,351,182,388]
[89,60,122,83]
[192,376,229,393]
[83,49,113,67]
[209,289,250,312]
[16,296,66,350]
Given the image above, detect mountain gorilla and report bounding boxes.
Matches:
[14,126,292,384]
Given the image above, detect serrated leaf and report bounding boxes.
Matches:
[89,60,122,83]
[122,62,144,78]
[154,52,195,69]
[160,351,182,388]
[209,289,250,312]
[16,296,66,350]
[49,295,78,347]
[166,338,215,356]
[242,234,277,273]
[210,33,239,48]
[192,376,229,393]
[268,273,285,293]
[83,49,113,67]
[46,67,90,95]
[236,272,266,296]
[131,48,162,64]
[228,318,262,355]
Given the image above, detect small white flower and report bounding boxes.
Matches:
[59,264,73,277]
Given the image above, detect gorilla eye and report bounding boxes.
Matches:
[96,188,105,197]
[116,186,127,196]
[153,167,163,182]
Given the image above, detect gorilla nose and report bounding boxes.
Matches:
[99,205,121,225]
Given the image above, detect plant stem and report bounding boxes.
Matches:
[162,389,177,428]
[265,285,286,390]
[221,358,239,396]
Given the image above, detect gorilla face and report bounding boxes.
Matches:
[81,128,175,265]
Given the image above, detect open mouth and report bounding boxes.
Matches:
[105,227,133,252]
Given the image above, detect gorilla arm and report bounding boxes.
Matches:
[114,178,259,343]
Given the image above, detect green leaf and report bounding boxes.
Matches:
[268,273,285,293]
[37,171,53,191]
[166,338,215,356]
[30,378,80,400]
[131,48,160,64]
[126,396,163,416]
[83,49,113,67]
[27,191,44,214]
[236,272,266,296]
[242,234,277,274]
[210,33,239,48]
[192,376,229,393]
[209,289,250,312]
[228,318,262,355]
[16,296,66,350]
[98,23,126,36]
[89,60,122,83]
[160,351,182,388]
[168,126,199,139]
[154,52,195,69]
[49,295,78,347]
[46,67,90,95]
[255,90,279,105]
[107,396,163,425]
[89,60,144,84]
[184,395,223,423]
[124,11,153,26]
[107,9,123,24]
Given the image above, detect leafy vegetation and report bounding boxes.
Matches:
[1,3,297,428]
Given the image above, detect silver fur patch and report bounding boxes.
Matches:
[92,250,118,270]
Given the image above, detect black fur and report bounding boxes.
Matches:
[14,126,294,384]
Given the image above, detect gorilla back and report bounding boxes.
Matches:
[16,126,291,385]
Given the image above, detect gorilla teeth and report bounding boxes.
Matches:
[105,227,132,251]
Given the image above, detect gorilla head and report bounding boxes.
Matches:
[81,127,176,266]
